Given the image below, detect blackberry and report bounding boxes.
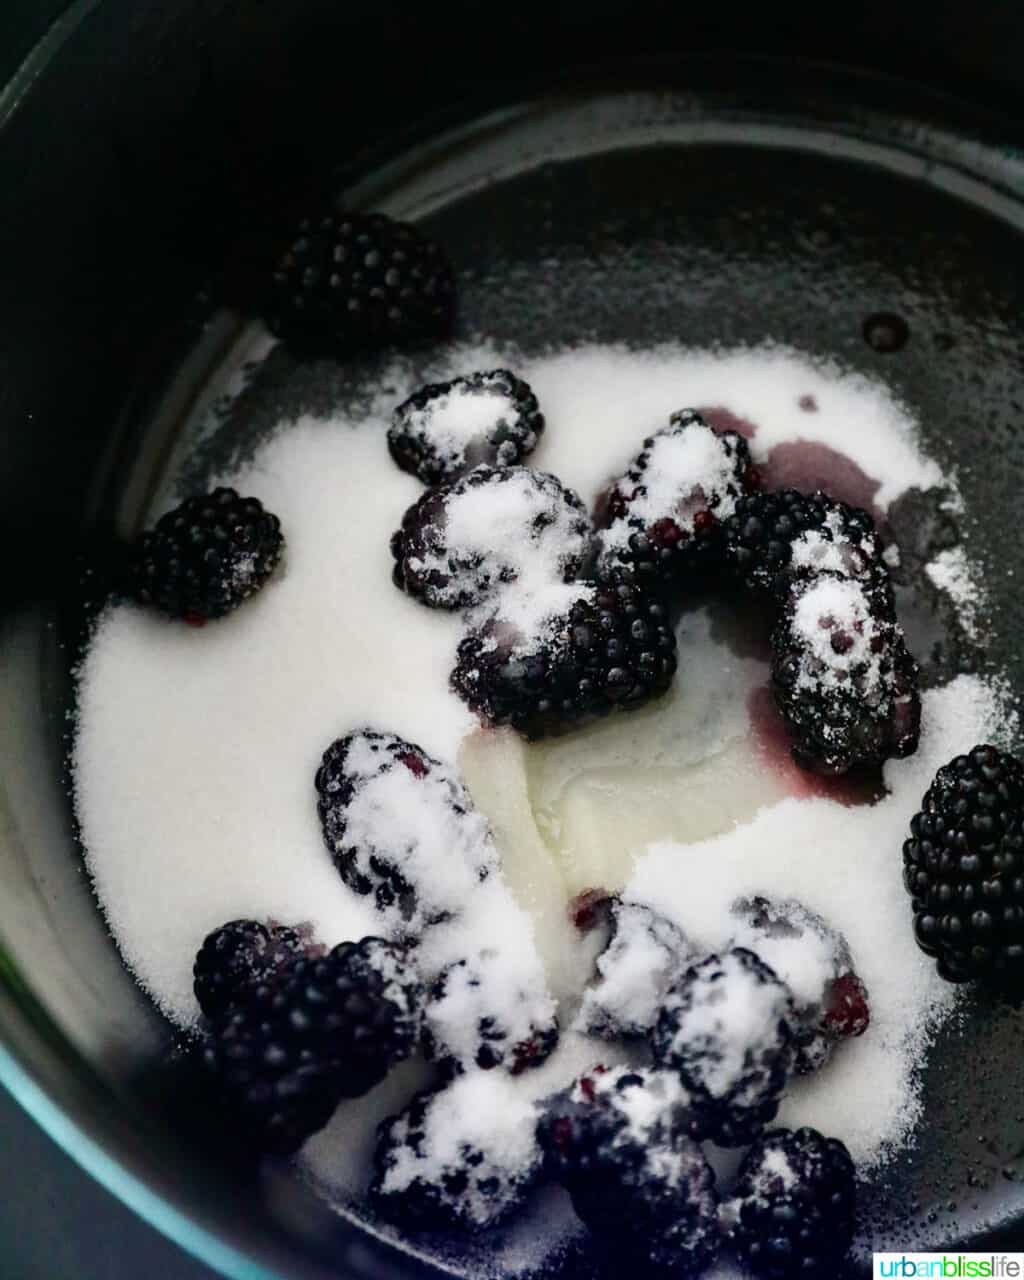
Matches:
[133,487,283,621]
[203,937,420,1154]
[420,942,558,1075]
[538,1067,720,1276]
[391,465,591,611]
[903,744,1024,984]
[651,949,796,1147]
[372,1073,543,1231]
[265,211,455,357]
[772,571,920,775]
[388,369,544,486]
[314,730,496,933]
[596,409,755,591]
[724,488,888,601]
[725,1127,857,1279]
[451,577,677,739]
[729,897,869,1075]
[193,919,318,1020]
[577,901,695,1039]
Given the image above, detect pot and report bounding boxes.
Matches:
[2,4,1024,1276]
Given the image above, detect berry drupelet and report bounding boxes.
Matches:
[372,1072,544,1231]
[904,744,1024,985]
[725,1126,857,1279]
[265,211,455,357]
[203,937,421,1155]
[390,465,591,611]
[193,919,317,1020]
[771,571,920,775]
[651,948,796,1147]
[538,1066,721,1277]
[451,577,677,739]
[314,730,496,933]
[596,409,755,591]
[421,950,559,1075]
[388,369,544,486]
[133,487,283,622]
[724,488,887,601]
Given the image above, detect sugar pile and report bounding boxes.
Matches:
[73,339,1008,1275]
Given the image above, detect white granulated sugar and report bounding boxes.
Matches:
[626,674,1010,1167]
[376,1070,543,1228]
[728,906,839,1014]
[576,903,693,1037]
[662,953,791,1101]
[482,579,596,652]
[926,546,981,640]
[73,420,474,1025]
[73,338,1008,1275]
[415,878,556,1069]
[790,577,881,692]
[441,468,585,592]
[600,419,742,550]
[407,385,515,453]
[789,509,877,580]
[518,343,942,508]
[338,764,496,923]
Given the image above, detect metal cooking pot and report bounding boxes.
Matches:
[2,4,1024,1276]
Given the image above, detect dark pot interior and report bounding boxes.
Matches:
[2,4,1024,1278]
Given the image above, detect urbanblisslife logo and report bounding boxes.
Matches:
[874,1255,1024,1278]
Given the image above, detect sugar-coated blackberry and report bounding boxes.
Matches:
[451,577,677,739]
[372,1073,544,1231]
[772,571,920,775]
[652,948,796,1147]
[577,901,695,1039]
[203,937,421,1154]
[391,465,591,610]
[314,730,496,933]
[724,488,888,601]
[193,919,316,1020]
[596,409,755,591]
[904,744,1024,984]
[265,211,455,357]
[726,1127,857,1279]
[133,487,283,621]
[421,949,558,1075]
[538,1067,720,1276]
[728,896,869,1075]
[388,369,544,486]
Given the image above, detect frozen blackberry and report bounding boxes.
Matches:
[388,369,544,486]
[451,577,677,739]
[193,919,317,1020]
[772,571,920,775]
[724,488,888,601]
[652,948,796,1147]
[904,744,1024,985]
[133,487,283,621]
[725,1127,857,1279]
[420,941,558,1074]
[538,1067,720,1276]
[577,901,695,1039]
[314,730,496,933]
[372,1072,543,1231]
[391,465,591,610]
[203,937,421,1154]
[596,409,755,590]
[729,897,869,1075]
[265,210,455,357]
